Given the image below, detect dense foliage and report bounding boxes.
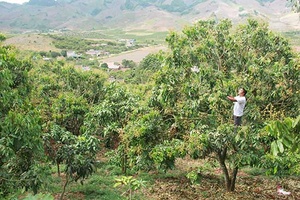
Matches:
[262,116,300,175]
[0,18,299,198]
[0,36,45,196]
[49,35,142,54]
[289,0,300,12]
[110,19,299,192]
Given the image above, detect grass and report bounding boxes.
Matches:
[80,29,168,44]
[31,163,128,200]
[242,166,267,176]
[4,34,60,52]
[15,156,300,200]
[281,31,300,46]
[68,176,123,200]
[58,28,168,44]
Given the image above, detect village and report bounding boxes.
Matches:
[41,38,138,72]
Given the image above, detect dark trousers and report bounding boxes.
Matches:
[234,115,242,126]
[233,115,242,134]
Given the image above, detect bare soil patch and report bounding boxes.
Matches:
[100,45,168,63]
[143,175,300,200]
[142,158,300,200]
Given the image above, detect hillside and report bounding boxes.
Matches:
[4,34,60,51]
[0,0,298,33]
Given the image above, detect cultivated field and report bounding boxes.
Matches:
[100,45,168,63]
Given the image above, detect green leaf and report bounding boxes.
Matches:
[271,141,278,156]
[276,140,284,153]
[114,182,122,188]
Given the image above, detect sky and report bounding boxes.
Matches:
[1,0,29,4]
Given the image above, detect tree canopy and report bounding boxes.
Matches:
[114,19,299,191]
[0,17,299,197]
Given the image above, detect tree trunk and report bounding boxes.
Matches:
[121,148,127,174]
[230,166,238,191]
[217,147,238,192]
[60,174,69,200]
[129,189,132,200]
[57,161,60,177]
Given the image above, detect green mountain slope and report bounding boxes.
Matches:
[0,0,297,32]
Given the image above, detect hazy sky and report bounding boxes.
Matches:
[1,0,29,4]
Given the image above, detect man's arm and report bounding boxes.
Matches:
[227,96,237,102]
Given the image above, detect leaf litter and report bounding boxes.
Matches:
[142,158,300,200]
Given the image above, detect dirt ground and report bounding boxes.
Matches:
[142,158,300,200]
[99,45,168,64]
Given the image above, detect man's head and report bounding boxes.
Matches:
[238,88,247,96]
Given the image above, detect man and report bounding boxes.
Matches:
[227,88,247,126]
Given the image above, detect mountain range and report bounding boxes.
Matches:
[0,0,298,33]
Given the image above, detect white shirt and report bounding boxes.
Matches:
[233,96,246,117]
